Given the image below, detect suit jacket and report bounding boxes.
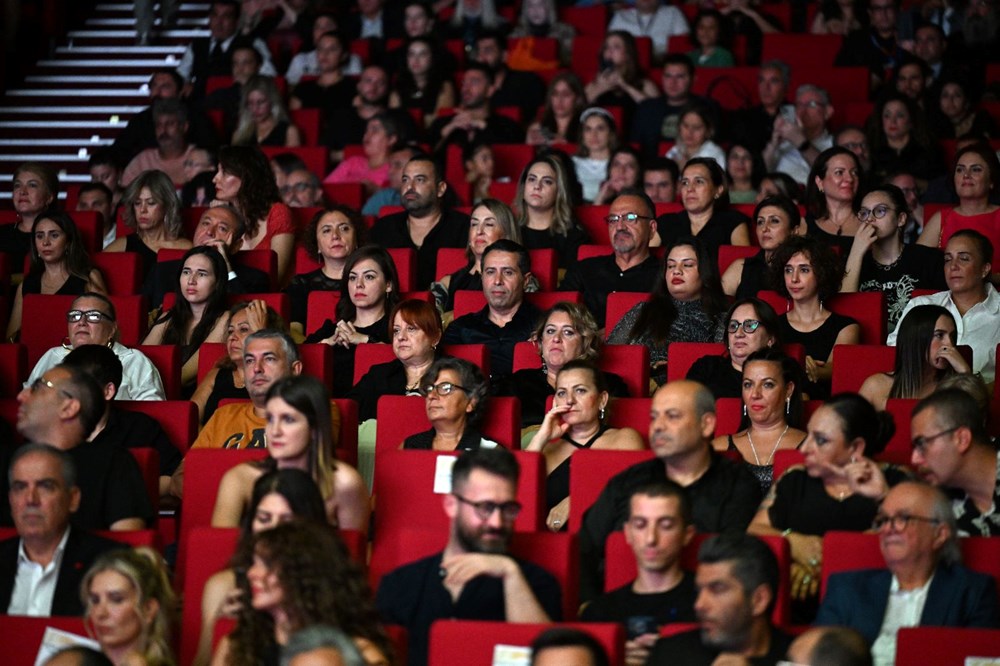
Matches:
[0,528,126,616]
[816,564,1000,644]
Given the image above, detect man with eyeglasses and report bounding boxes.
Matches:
[816,482,998,665]
[26,293,165,401]
[4,365,153,532]
[281,168,324,208]
[763,85,835,185]
[559,189,661,329]
[376,447,561,666]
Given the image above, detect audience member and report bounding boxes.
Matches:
[608,0,689,61]
[402,357,498,451]
[470,30,546,124]
[530,628,609,666]
[834,0,908,95]
[362,144,418,216]
[785,626,872,666]
[233,75,301,147]
[428,63,525,154]
[74,183,116,249]
[282,625,367,666]
[509,0,576,66]
[3,162,58,271]
[803,146,864,253]
[763,85,835,185]
[527,72,586,147]
[573,107,618,203]
[594,146,644,206]
[729,60,791,155]
[643,157,679,204]
[389,36,457,127]
[516,153,589,269]
[584,31,660,120]
[632,55,707,159]
[721,195,801,299]
[687,9,735,67]
[121,99,199,187]
[324,65,392,164]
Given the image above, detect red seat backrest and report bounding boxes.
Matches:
[429,621,624,666]
[605,292,651,339]
[568,449,656,533]
[831,344,897,395]
[896,627,1000,666]
[374,395,519,452]
[118,399,198,456]
[0,343,27,398]
[667,342,727,383]
[134,344,182,400]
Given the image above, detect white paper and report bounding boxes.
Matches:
[433,455,458,494]
[35,627,101,666]
[965,658,1000,665]
[491,643,531,666]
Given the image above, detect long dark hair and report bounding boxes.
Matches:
[805,147,862,219]
[739,348,805,430]
[28,211,94,282]
[890,305,957,399]
[217,145,283,238]
[395,36,449,106]
[335,245,400,322]
[629,236,726,345]
[162,246,229,349]
[538,72,585,139]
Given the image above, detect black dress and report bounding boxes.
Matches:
[124,234,158,283]
[778,311,857,400]
[284,268,342,328]
[803,215,854,254]
[20,271,88,296]
[496,369,630,428]
[202,367,248,425]
[546,426,610,515]
[305,314,390,397]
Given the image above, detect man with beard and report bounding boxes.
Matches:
[559,189,661,328]
[323,64,394,164]
[427,62,525,154]
[375,447,562,666]
[369,155,469,289]
[121,98,199,187]
[647,533,793,665]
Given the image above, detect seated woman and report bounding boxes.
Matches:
[498,302,629,431]
[305,245,399,397]
[106,168,192,281]
[191,299,283,424]
[608,236,726,386]
[324,112,399,196]
[289,30,357,113]
[213,521,391,665]
[572,108,617,203]
[748,393,907,615]
[711,349,806,493]
[867,93,943,183]
[433,198,523,313]
[721,194,801,299]
[593,146,643,205]
[285,205,364,341]
[754,171,802,205]
[526,359,645,531]
[687,297,782,399]
[687,9,735,67]
[768,235,860,400]
[6,211,106,341]
[82,547,176,666]
[388,36,456,126]
[860,305,968,411]
[841,184,946,330]
[195,468,327,666]
[509,0,576,66]
[3,161,58,272]
[584,31,658,117]
[656,157,751,257]
[28,292,165,401]
[143,246,230,392]
[929,77,998,141]
[665,104,727,171]
[463,142,495,205]
[212,374,369,531]
[402,357,498,451]
[516,153,589,269]
[726,142,763,205]
[232,75,302,148]
[526,72,585,146]
[802,147,862,254]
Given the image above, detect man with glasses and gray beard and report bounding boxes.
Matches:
[376,448,561,666]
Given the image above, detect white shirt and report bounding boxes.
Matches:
[665,139,727,171]
[360,13,384,39]
[871,574,933,666]
[608,6,689,58]
[572,156,609,203]
[7,528,70,616]
[101,225,117,250]
[887,284,1000,383]
[774,131,834,185]
[284,51,362,86]
[176,35,277,82]
[28,341,166,401]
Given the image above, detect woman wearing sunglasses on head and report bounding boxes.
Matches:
[841,184,945,331]
[401,357,499,451]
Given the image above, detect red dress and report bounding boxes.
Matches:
[940,207,1000,267]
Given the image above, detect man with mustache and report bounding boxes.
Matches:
[559,189,661,329]
[121,98,201,187]
[376,447,561,666]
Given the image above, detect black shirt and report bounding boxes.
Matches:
[91,407,182,477]
[284,268,342,327]
[580,572,698,628]
[442,302,543,380]
[370,208,470,290]
[656,208,750,271]
[427,111,525,155]
[686,355,743,400]
[647,627,794,666]
[559,254,661,329]
[143,258,270,313]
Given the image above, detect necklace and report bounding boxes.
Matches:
[746,424,789,466]
[874,248,903,272]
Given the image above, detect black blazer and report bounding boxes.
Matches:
[0,528,125,616]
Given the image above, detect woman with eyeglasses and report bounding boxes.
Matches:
[526,360,644,531]
[402,357,499,451]
[608,236,726,386]
[841,184,946,330]
[687,297,782,400]
[721,194,801,299]
[748,393,908,614]
[26,292,166,400]
[711,349,806,493]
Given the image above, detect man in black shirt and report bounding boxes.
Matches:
[427,63,525,154]
[579,380,761,603]
[581,479,697,666]
[559,189,660,329]
[727,60,790,156]
[369,155,469,289]
[470,31,546,124]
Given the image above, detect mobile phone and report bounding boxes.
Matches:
[779,104,796,125]
[626,615,659,640]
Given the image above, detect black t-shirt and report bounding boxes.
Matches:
[686,355,743,400]
[284,268,342,327]
[580,572,698,627]
[559,254,661,329]
[68,439,155,530]
[91,408,182,477]
[369,209,470,290]
[647,627,794,666]
[858,243,945,330]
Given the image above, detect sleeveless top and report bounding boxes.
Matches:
[21,271,87,296]
[778,311,857,400]
[202,367,249,425]
[125,234,158,281]
[804,215,854,254]
[254,121,291,147]
[546,426,611,516]
[940,208,1000,268]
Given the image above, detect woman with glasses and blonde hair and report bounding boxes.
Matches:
[517,153,589,268]
[402,357,498,451]
[233,75,301,148]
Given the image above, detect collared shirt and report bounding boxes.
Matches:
[559,253,661,329]
[360,13,383,39]
[950,450,1000,537]
[871,574,933,666]
[8,528,70,616]
[101,225,117,250]
[887,284,1000,383]
[441,302,543,379]
[607,6,689,57]
[774,131,834,185]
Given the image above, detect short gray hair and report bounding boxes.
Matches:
[281,625,365,666]
[8,443,77,490]
[244,329,300,365]
[796,84,830,106]
[926,483,961,566]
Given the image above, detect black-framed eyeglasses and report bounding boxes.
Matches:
[727,319,761,334]
[453,493,522,521]
[856,205,896,222]
[872,513,940,532]
[912,427,959,452]
[604,213,651,225]
[420,381,469,397]
[279,182,316,195]
[66,310,113,324]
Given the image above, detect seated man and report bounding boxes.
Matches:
[74,182,117,249]
[647,533,793,665]
[581,480,697,666]
[6,365,153,531]
[376,448,562,666]
[143,204,270,311]
[169,329,305,497]
[816,481,999,666]
[786,627,873,666]
[442,240,542,380]
[530,628,610,666]
[0,444,124,616]
[559,190,660,329]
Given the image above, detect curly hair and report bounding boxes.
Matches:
[29,211,95,283]
[82,547,176,666]
[121,169,183,239]
[161,246,229,350]
[515,153,579,236]
[302,205,365,262]
[227,521,392,666]
[532,301,602,363]
[767,235,845,303]
[420,356,490,426]
[217,145,283,239]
